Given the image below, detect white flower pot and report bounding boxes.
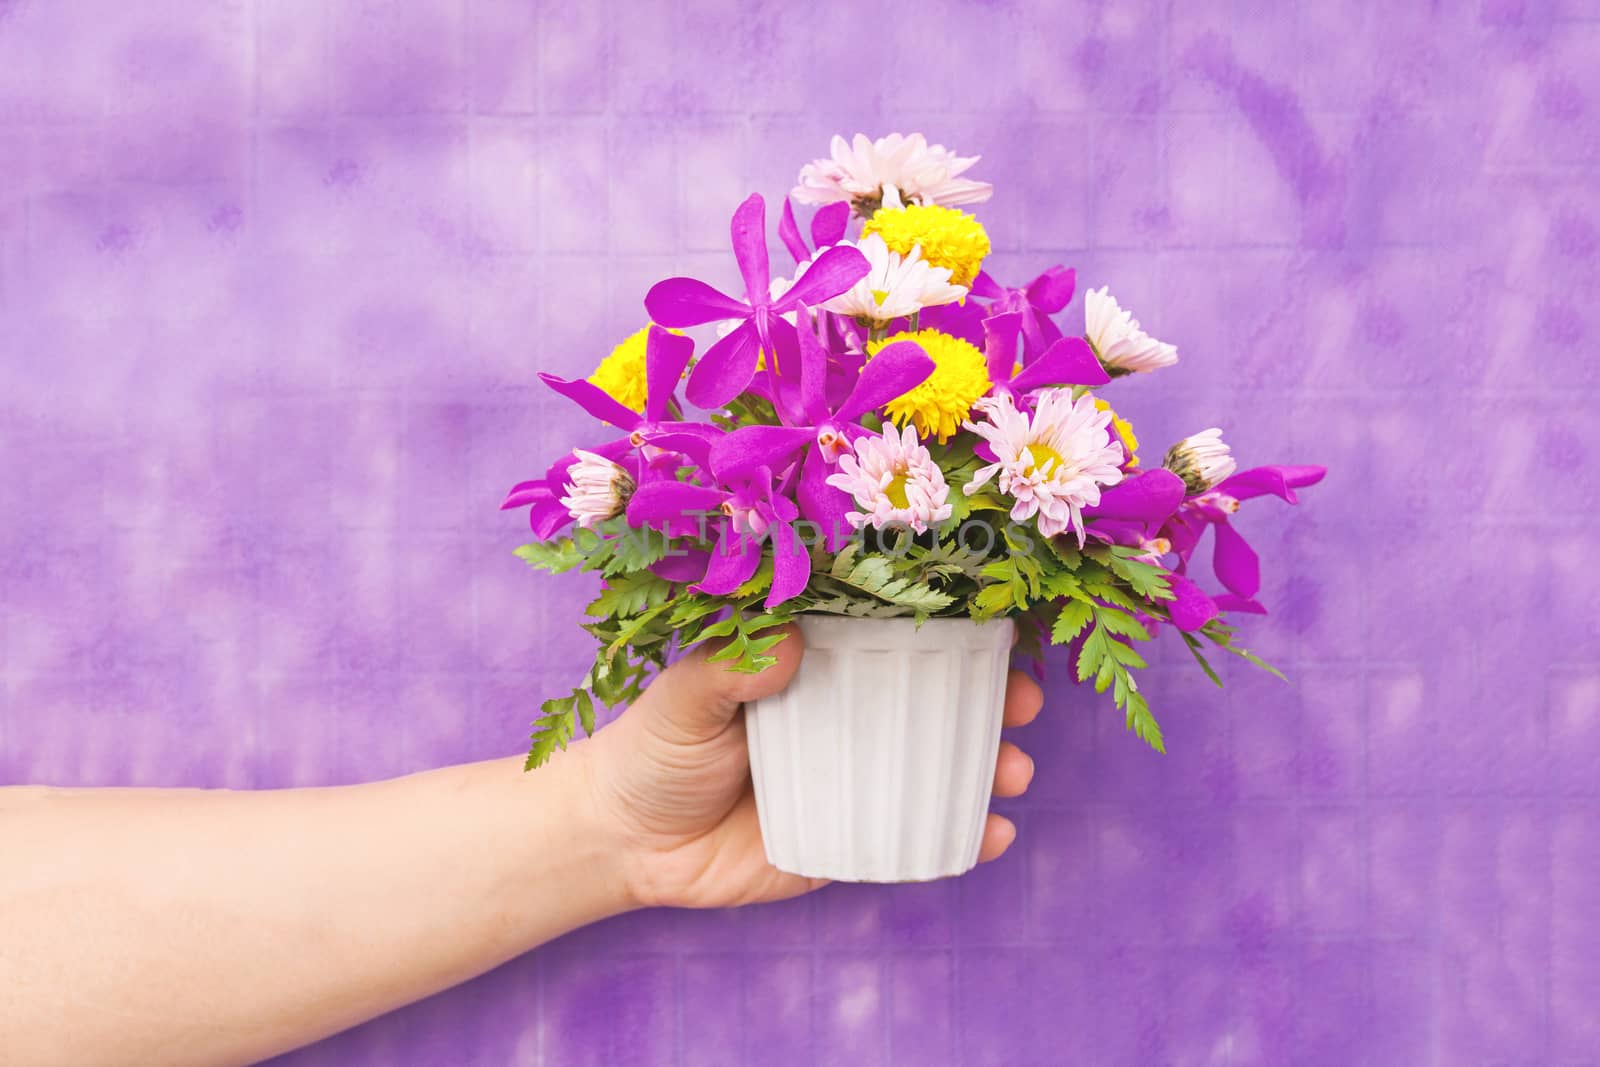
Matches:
[745,615,1015,883]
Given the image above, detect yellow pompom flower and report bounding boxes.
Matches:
[588,326,681,414]
[867,329,991,443]
[860,204,991,287]
[1093,396,1140,466]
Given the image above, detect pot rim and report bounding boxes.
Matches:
[788,613,1016,640]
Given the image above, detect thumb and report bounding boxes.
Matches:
[633,623,805,742]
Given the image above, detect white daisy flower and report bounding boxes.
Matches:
[1085,286,1178,374]
[559,450,633,529]
[963,389,1126,544]
[825,422,954,534]
[1164,428,1237,494]
[818,234,968,324]
[792,133,993,212]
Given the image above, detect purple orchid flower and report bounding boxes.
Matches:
[1080,468,1219,632]
[500,437,634,539]
[538,325,715,460]
[705,315,934,550]
[777,199,850,265]
[980,310,1110,401]
[917,297,987,349]
[1161,465,1327,613]
[971,265,1076,360]
[644,193,869,409]
[624,465,810,609]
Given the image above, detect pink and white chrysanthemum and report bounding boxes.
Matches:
[1085,286,1178,374]
[825,423,954,534]
[559,449,633,529]
[792,133,993,211]
[963,390,1126,544]
[1164,427,1237,494]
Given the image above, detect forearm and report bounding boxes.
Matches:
[0,745,634,1067]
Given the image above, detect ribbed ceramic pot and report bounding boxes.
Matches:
[745,614,1014,883]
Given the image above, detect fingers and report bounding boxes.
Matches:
[992,741,1034,798]
[1002,670,1044,727]
[977,813,1016,863]
[976,673,1040,865]
[632,624,806,741]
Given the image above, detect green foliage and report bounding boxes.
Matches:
[514,539,583,574]
[1061,602,1165,754]
[515,465,1290,767]
[586,571,672,619]
[526,690,580,769]
[799,542,957,617]
[1101,545,1177,602]
[1051,599,1093,644]
[1198,617,1286,680]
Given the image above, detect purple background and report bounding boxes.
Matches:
[2,2,1597,1064]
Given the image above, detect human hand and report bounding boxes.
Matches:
[584,625,1045,910]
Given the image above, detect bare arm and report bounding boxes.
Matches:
[0,747,626,1067]
[0,628,1042,1066]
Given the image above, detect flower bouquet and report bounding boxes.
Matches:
[505,133,1324,882]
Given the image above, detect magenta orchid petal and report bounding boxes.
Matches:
[729,193,771,304]
[980,265,1075,359]
[625,481,726,529]
[1282,465,1328,488]
[760,315,805,406]
[641,430,716,469]
[919,298,987,348]
[643,326,695,425]
[1211,520,1261,598]
[982,312,1024,385]
[811,201,849,248]
[695,525,763,595]
[750,463,777,504]
[969,271,1005,300]
[1216,464,1328,504]
[1025,265,1076,311]
[1019,314,1065,362]
[835,340,936,422]
[1166,511,1205,561]
[778,198,810,264]
[1084,518,1148,547]
[765,521,811,608]
[685,319,762,409]
[791,312,830,424]
[529,498,575,539]
[539,372,642,429]
[1165,572,1221,632]
[768,480,800,523]
[649,549,711,584]
[654,420,722,438]
[710,424,814,481]
[1085,469,1187,523]
[1213,593,1268,615]
[772,243,870,312]
[501,479,548,510]
[799,448,855,551]
[1010,336,1110,391]
[644,276,749,327]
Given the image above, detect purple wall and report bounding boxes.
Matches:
[2,2,1596,1064]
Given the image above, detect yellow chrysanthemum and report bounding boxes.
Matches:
[588,326,684,414]
[1093,396,1140,466]
[588,327,652,413]
[867,329,991,443]
[860,204,991,287]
